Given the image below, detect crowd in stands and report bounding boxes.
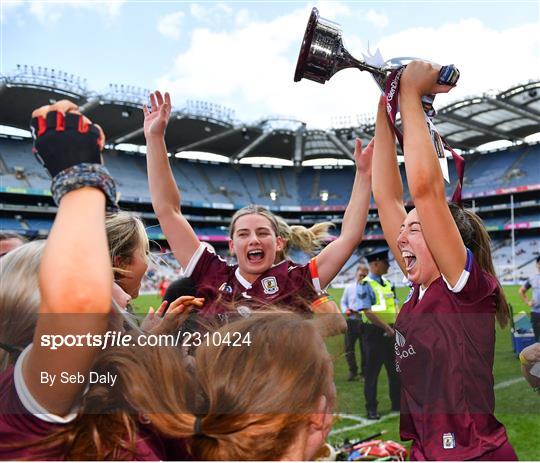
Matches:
[1,136,539,208]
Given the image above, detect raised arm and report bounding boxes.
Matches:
[25,101,113,415]
[399,61,466,286]
[372,97,407,275]
[316,139,373,288]
[144,91,200,269]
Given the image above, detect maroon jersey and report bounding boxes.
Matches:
[394,249,511,460]
[0,347,190,460]
[184,245,320,315]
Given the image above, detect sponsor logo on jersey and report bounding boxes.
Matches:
[219,282,233,293]
[395,329,406,347]
[394,329,416,364]
[442,433,456,449]
[261,276,279,295]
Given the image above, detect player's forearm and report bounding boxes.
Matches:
[146,134,182,217]
[340,169,371,246]
[311,313,347,337]
[39,188,112,314]
[316,171,370,287]
[372,99,403,205]
[400,91,446,202]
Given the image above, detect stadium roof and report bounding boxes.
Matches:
[1,65,539,165]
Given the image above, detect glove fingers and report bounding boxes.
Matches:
[30,116,47,138]
[45,111,63,131]
[49,99,78,114]
[31,104,51,119]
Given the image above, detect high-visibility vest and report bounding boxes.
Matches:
[363,276,397,324]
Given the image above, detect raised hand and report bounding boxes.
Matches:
[400,60,455,97]
[142,295,204,333]
[143,91,172,139]
[31,99,105,177]
[354,138,374,177]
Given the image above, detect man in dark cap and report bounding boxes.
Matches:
[357,248,400,420]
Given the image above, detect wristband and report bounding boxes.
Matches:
[51,163,119,212]
[311,293,334,308]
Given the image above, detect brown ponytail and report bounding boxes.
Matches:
[449,203,510,328]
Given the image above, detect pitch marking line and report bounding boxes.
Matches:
[494,376,524,390]
[331,377,524,436]
[331,412,399,435]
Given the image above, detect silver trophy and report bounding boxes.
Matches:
[294,7,460,180]
[294,8,404,91]
[294,8,459,94]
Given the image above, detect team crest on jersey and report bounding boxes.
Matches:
[219,282,233,293]
[442,433,456,449]
[261,276,279,295]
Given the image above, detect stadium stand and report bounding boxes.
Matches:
[0,70,538,291]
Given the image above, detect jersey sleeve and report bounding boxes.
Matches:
[14,345,78,424]
[522,280,532,291]
[183,244,228,285]
[441,248,498,306]
[287,258,319,300]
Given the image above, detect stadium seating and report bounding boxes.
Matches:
[2,138,539,207]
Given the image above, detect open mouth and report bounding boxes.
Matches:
[247,249,265,264]
[402,251,417,271]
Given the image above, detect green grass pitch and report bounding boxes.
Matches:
[134,285,539,459]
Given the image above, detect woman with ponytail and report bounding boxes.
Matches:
[371,61,514,460]
[274,216,334,264]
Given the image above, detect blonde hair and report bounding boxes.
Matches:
[229,205,279,237]
[0,240,46,371]
[105,212,149,278]
[275,215,334,262]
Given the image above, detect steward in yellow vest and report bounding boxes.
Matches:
[363,275,397,325]
[360,248,401,420]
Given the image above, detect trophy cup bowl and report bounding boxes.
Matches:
[294,7,386,85]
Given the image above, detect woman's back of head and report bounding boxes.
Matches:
[0,240,45,371]
[191,311,335,460]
